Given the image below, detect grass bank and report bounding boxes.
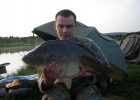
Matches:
[0,63,140,100]
[104,63,140,100]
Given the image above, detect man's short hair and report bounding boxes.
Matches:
[55,9,76,25]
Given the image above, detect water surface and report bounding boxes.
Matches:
[0,46,34,77]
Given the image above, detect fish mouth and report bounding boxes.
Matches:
[22,53,45,66]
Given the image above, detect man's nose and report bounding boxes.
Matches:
[62,27,68,33]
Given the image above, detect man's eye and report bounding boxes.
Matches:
[67,25,73,28]
[58,25,64,28]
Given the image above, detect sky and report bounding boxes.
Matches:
[0,0,140,37]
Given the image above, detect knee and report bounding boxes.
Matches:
[76,86,105,100]
[42,83,71,100]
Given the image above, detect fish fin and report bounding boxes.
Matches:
[54,78,72,89]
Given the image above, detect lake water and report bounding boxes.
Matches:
[0,52,28,77]
[0,46,34,77]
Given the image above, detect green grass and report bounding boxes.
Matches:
[16,65,38,75]
[0,63,140,100]
[103,63,140,100]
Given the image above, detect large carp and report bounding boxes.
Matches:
[22,40,108,76]
[22,40,109,88]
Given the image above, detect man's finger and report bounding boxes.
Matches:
[79,63,85,71]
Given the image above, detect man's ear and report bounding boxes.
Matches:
[54,22,56,30]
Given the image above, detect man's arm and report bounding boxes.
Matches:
[73,37,110,69]
[73,37,110,88]
[38,61,62,93]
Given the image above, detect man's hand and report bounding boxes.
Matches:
[43,62,92,85]
[71,63,93,79]
[43,61,63,85]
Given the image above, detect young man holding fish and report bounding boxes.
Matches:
[38,9,110,100]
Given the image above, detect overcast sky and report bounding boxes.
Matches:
[0,0,140,37]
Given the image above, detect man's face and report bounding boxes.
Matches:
[54,15,76,40]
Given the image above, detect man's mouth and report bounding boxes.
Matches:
[62,35,69,38]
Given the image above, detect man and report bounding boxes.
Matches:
[38,9,110,100]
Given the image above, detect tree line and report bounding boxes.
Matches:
[106,31,140,41]
[0,36,44,47]
[0,31,139,47]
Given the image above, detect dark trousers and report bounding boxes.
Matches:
[42,77,104,100]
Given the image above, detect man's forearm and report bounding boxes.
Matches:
[38,77,53,93]
[42,80,53,90]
